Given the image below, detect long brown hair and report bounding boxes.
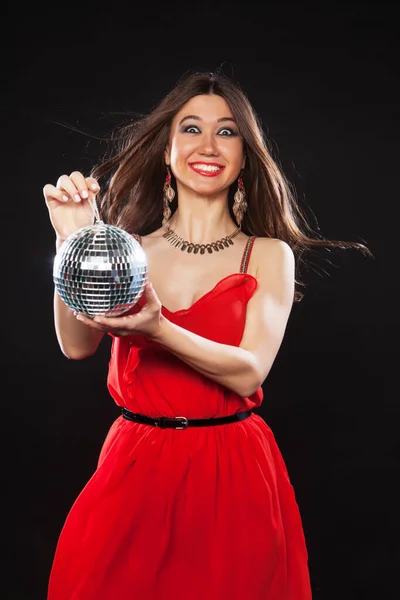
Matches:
[91,71,372,301]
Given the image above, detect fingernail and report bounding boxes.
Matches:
[62,194,69,202]
[74,193,81,202]
[91,183,99,191]
[81,190,89,198]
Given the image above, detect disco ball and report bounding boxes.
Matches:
[53,222,148,317]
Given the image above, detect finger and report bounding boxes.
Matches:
[43,183,69,204]
[85,176,100,194]
[69,171,91,201]
[75,313,106,330]
[56,174,82,203]
[143,282,161,306]
[92,313,136,329]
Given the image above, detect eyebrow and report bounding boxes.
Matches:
[179,115,237,126]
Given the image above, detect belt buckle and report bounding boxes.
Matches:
[174,416,189,430]
[156,416,189,430]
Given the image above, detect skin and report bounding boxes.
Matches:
[43,94,295,398]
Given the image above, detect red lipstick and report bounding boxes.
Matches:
[188,162,225,177]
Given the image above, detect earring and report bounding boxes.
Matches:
[162,166,175,227]
[232,172,247,228]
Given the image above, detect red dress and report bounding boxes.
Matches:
[48,237,312,600]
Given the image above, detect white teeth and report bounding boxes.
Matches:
[192,164,222,172]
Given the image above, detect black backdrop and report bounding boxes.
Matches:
[3,3,396,600]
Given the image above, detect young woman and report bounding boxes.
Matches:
[43,71,369,599]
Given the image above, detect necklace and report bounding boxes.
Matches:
[163,225,241,254]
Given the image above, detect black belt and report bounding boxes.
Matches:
[121,407,253,430]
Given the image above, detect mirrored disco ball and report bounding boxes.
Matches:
[53,222,148,317]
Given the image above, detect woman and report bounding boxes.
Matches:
[43,71,369,599]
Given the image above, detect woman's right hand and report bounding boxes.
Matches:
[43,171,101,244]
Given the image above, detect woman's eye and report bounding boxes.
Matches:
[218,128,234,136]
[218,127,239,137]
[184,125,200,134]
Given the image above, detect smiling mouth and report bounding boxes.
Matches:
[188,163,225,177]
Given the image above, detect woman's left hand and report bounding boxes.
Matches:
[74,282,163,339]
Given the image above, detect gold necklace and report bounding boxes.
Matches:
[163,225,241,254]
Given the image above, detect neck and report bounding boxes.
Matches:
[167,187,237,244]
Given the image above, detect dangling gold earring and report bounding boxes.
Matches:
[162,166,175,227]
[232,171,247,228]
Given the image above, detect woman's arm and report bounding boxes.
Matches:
[151,239,295,397]
[54,239,105,360]
[76,238,295,395]
[43,172,106,359]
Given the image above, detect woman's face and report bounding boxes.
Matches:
[165,94,245,196]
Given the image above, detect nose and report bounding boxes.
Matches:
[198,131,219,156]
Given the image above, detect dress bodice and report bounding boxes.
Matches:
[107,237,264,417]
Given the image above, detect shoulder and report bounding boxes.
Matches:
[252,237,295,272]
[137,227,165,250]
[251,238,295,301]
[252,236,292,252]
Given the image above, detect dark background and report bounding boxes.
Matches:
[3,2,396,599]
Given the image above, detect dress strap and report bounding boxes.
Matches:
[240,236,257,274]
[132,233,142,246]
